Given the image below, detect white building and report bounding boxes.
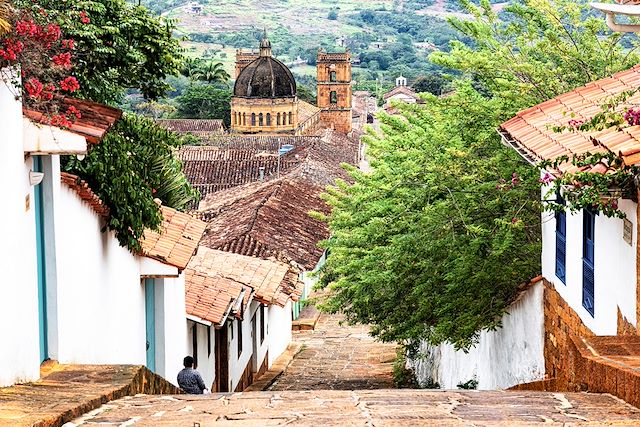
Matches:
[0,70,206,387]
[383,77,421,112]
[184,247,301,392]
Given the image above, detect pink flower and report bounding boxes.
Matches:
[538,172,554,185]
[60,76,80,92]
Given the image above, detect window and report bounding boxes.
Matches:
[260,305,265,344]
[582,209,596,316]
[266,113,271,126]
[330,91,338,104]
[259,113,264,126]
[237,318,243,357]
[242,113,246,126]
[330,70,337,82]
[555,192,566,284]
[288,112,292,125]
[251,113,256,126]
[277,112,281,126]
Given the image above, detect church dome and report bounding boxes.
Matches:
[233,56,296,98]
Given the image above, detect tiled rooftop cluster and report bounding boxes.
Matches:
[499,64,640,172]
[194,129,359,270]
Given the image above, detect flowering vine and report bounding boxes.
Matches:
[0,6,84,127]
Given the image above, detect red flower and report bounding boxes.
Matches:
[60,76,80,92]
[24,78,44,98]
[61,39,75,50]
[43,23,62,43]
[49,114,73,128]
[52,52,72,68]
[15,20,39,37]
[79,11,90,24]
[42,83,56,101]
[66,105,82,119]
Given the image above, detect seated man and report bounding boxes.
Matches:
[177,355,207,394]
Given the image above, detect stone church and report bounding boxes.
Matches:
[231,33,352,135]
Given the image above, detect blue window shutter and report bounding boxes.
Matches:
[555,193,567,284]
[582,209,595,316]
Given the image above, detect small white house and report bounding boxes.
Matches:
[184,247,301,391]
[0,71,206,387]
[499,64,640,335]
[383,77,421,112]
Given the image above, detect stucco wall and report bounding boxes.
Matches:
[541,189,637,334]
[228,315,253,391]
[409,280,545,390]
[52,184,147,364]
[186,320,215,390]
[154,277,188,386]
[251,301,269,372]
[268,300,292,367]
[0,70,41,386]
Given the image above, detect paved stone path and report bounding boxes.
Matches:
[66,389,640,426]
[269,313,397,391]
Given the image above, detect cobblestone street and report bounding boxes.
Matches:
[269,313,397,391]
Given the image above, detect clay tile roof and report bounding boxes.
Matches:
[178,135,321,206]
[188,247,301,308]
[140,205,206,271]
[298,100,321,124]
[60,172,109,218]
[383,85,420,101]
[23,97,122,144]
[499,65,640,172]
[156,119,225,135]
[196,129,359,270]
[184,267,248,327]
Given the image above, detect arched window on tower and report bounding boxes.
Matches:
[251,113,256,126]
[288,112,292,125]
[243,113,246,126]
[330,91,338,104]
[259,113,264,126]
[266,113,271,126]
[277,112,281,126]
[330,70,337,82]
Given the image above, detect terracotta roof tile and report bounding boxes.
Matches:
[60,172,110,218]
[383,85,420,101]
[140,205,206,271]
[156,119,225,134]
[24,97,122,144]
[298,100,321,124]
[499,65,640,170]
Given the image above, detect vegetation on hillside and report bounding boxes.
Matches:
[316,0,640,350]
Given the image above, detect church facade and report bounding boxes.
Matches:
[230,35,351,135]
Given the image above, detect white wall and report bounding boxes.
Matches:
[186,320,215,390]
[251,302,269,372]
[51,184,147,364]
[409,280,545,390]
[154,276,188,386]
[541,186,637,334]
[228,314,253,391]
[0,69,41,386]
[268,300,292,367]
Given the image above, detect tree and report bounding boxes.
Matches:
[16,0,183,104]
[174,84,232,125]
[317,0,640,350]
[413,74,448,96]
[190,61,230,85]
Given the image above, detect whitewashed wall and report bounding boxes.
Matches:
[541,187,637,334]
[51,184,147,364]
[268,300,292,367]
[0,70,41,386]
[409,280,545,390]
[228,314,253,391]
[154,276,188,386]
[250,301,269,372]
[186,320,215,390]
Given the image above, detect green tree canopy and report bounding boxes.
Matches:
[17,0,183,104]
[318,0,640,350]
[174,84,232,125]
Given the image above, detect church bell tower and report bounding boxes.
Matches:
[316,48,352,134]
